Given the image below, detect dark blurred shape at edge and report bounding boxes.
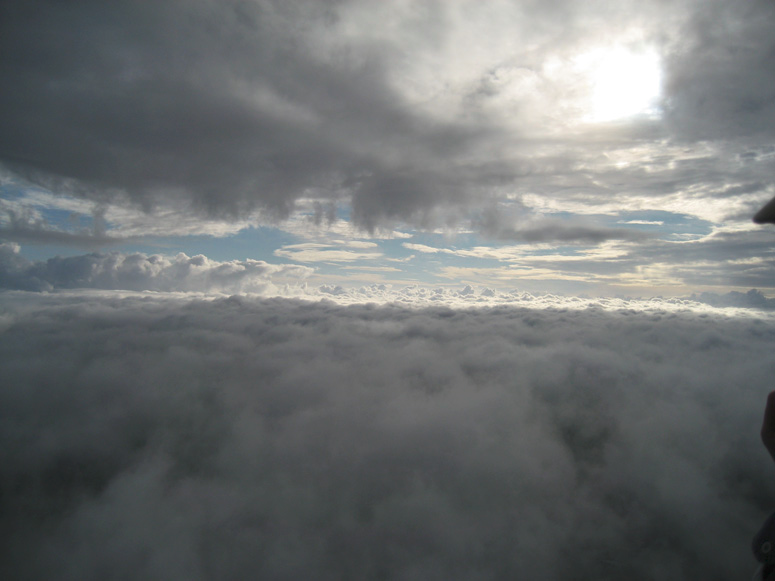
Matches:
[754,196,775,224]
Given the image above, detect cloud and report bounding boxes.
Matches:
[620,220,664,225]
[402,242,453,255]
[631,229,775,288]
[692,288,775,309]
[472,203,652,244]
[500,222,650,244]
[10,241,775,302]
[662,0,775,140]
[0,198,124,248]
[0,292,773,579]
[2,0,773,238]
[0,244,312,293]
[274,242,382,263]
[405,227,775,295]
[0,177,268,245]
[0,0,493,229]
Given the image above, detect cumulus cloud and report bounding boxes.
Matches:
[0,293,773,579]
[0,244,312,293]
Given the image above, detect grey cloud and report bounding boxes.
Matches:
[4,0,771,236]
[472,204,650,244]
[497,228,775,292]
[518,139,775,226]
[691,288,775,309]
[0,244,312,293]
[0,0,491,227]
[662,0,775,140]
[0,1,350,217]
[675,263,775,290]
[0,293,772,579]
[644,230,775,264]
[502,222,649,244]
[0,200,123,248]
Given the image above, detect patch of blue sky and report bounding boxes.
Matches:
[614,210,713,240]
[40,206,91,230]
[16,244,87,262]
[378,237,417,261]
[119,225,299,263]
[333,202,352,221]
[2,179,104,227]
[13,220,298,266]
[0,180,23,200]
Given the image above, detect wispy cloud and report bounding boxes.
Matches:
[274,242,383,263]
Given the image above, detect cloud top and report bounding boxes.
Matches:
[0,293,772,579]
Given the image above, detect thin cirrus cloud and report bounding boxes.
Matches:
[0,292,772,579]
[274,242,382,263]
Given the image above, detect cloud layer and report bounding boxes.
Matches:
[0,243,311,293]
[2,0,774,233]
[1,293,773,579]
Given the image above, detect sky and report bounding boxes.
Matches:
[1,0,775,297]
[5,2,775,580]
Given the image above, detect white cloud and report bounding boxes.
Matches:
[0,292,772,579]
[0,245,312,293]
[333,239,379,249]
[341,266,402,273]
[402,242,455,255]
[274,242,383,263]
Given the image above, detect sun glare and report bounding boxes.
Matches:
[575,47,662,122]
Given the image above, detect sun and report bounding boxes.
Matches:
[574,46,663,122]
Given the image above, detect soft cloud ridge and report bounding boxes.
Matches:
[0,293,773,579]
[0,243,312,293]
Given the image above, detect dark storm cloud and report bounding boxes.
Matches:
[0,0,490,227]
[0,293,773,579]
[0,243,311,293]
[0,0,347,216]
[663,0,775,140]
[1,0,773,239]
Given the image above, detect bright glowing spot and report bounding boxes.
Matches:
[576,47,662,122]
